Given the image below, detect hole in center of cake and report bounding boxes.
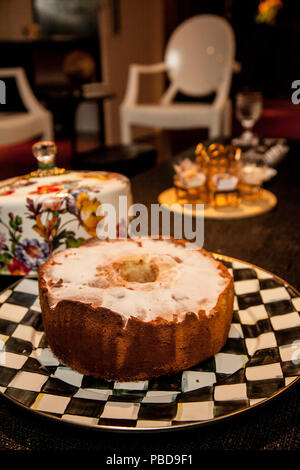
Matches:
[118,258,159,283]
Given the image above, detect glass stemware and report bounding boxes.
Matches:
[233,91,263,146]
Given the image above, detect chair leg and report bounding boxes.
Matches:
[208,114,222,139]
[223,101,232,138]
[120,114,133,145]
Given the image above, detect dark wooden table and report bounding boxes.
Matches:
[0,141,299,453]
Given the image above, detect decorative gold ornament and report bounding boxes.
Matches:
[173,143,242,208]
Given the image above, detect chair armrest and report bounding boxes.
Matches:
[15,68,49,115]
[122,62,168,106]
[0,67,48,115]
[129,62,168,74]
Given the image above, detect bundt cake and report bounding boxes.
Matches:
[38,237,234,381]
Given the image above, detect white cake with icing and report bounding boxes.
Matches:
[43,238,229,324]
[38,237,234,381]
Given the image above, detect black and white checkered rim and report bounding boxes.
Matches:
[0,255,299,432]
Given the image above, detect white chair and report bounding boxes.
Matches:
[0,67,53,146]
[120,15,239,144]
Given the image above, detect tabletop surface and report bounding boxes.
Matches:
[0,141,299,452]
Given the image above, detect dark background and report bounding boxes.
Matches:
[164,0,300,99]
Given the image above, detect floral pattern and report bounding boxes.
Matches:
[0,172,129,274]
[0,192,102,274]
[7,259,31,276]
[24,189,104,254]
[74,193,103,237]
[0,190,15,197]
[0,191,99,274]
[15,239,50,270]
[29,184,64,195]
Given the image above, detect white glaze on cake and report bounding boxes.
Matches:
[42,238,230,324]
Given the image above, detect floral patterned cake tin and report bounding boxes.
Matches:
[0,171,132,275]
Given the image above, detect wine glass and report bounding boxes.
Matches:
[233,91,263,146]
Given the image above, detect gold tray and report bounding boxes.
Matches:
[158,187,277,220]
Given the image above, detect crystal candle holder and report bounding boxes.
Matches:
[238,164,277,200]
[173,158,208,204]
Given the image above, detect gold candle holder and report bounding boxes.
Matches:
[237,164,269,200]
[172,143,243,208]
[174,177,208,204]
[195,143,242,208]
[173,156,208,204]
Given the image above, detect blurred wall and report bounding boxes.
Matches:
[99,0,165,144]
[0,0,33,39]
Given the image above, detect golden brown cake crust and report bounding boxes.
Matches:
[38,238,234,381]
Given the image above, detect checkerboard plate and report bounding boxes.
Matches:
[0,256,299,432]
